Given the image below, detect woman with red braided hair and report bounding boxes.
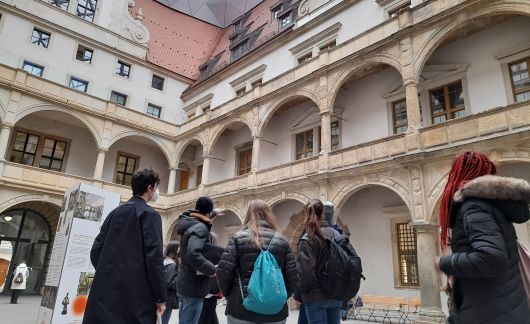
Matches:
[435,151,530,323]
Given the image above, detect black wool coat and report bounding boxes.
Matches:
[216,222,297,323]
[440,175,530,324]
[176,210,216,297]
[83,197,166,324]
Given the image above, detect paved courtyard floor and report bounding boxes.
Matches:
[0,295,367,324]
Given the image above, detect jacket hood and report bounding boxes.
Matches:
[175,209,211,235]
[455,175,530,223]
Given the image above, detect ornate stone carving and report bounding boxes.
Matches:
[122,1,150,45]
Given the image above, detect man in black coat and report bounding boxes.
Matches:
[83,168,167,324]
[176,196,219,324]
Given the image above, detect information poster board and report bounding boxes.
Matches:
[36,183,120,324]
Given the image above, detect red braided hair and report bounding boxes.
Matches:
[439,151,496,248]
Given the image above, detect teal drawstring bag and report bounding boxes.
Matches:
[237,232,287,315]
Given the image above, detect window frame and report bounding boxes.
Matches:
[235,144,253,176]
[116,60,131,78]
[77,0,98,22]
[428,80,466,124]
[69,76,89,92]
[146,103,162,119]
[48,0,70,11]
[31,28,51,48]
[22,60,45,77]
[151,74,165,91]
[508,56,530,103]
[390,216,420,289]
[114,152,140,186]
[8,127,70,173]
[196,164,203,186]
[38,137,68,172]
[110,90,127,106]
[391,98,408,134]
[75,44,94,64]
[294,128,315,160]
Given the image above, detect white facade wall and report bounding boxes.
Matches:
[339,186,420,298]
[177,143,204,190]
[209,126,252,183]
[272,200,305,234]
[14,114,98,178]
[0,7,189,124]
[102,138,170,192]
[425,17,530,114]
[335,67,403,147]
[211,211,243,247]
[183,0,388,108]
[261,101,320,169]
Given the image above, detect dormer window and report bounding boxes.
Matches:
[234,18,244,30]
[278,10,293,30]
[231,39,250,60]
[272,4,284,19]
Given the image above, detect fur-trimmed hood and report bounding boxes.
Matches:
[455,175,530,224]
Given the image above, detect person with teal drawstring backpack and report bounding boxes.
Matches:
[217,200,297,324]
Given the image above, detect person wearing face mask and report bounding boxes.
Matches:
[83,168,167,324]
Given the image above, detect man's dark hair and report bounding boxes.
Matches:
[131,168,160,196]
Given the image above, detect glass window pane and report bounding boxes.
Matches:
[511,61,530,91]
[10,151,23,163]
[0,211,24,238]
[51,160,62,171]
[22,154,35,165]
[39,157,51,168]
[115,172,123,184]
[515,91,530,102]
[124,174,132,186]
[26,142,38,154]
[126,163,135,174]
[117,162,126,173]
[448,82,464,108]
[430,88,446,114]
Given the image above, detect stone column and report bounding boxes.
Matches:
[167,168,177,194]
[404,79,422,132]
[93,149,107,180]
[0,124,13,160]
[319,111,332,154]
[251,136,261,172]
[201,155,211,186]
[412,222,447,324]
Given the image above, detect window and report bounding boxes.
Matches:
[272,4,284,19]
[280,13,292,29]
[395,222,419,287]
[77,0,97,22]
[237,147,252,176]
[22,61,44,77]
[331,120,340,151]
[196,164,203,186]
[10,131,40,166]
[230,33,244,46]
[49,0,69,10]
[147,103,162,118]
[297,52,313,65]
[392,99,408,134]
[429,80,465,124]
[235,88,246,97]
[31,28,50,48]
[233,18,244,30]
[69,77,88,92]
[39,138,66,171]
[202,105,210,113]
[199,67,208,80]
[110,91,127,106]
[151,74,164,91]
[231,39,250,60]
[115,153,138,186]
[116,60,131,78]
[509,57,530,102]
[296,129,314,160]
[76,45,93,63]
[319,40,336,52]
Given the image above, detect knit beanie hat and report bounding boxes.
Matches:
[195,196,214,215]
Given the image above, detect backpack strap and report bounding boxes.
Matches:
[266,232,279,251]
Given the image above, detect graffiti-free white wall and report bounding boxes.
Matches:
[209,126,252,183]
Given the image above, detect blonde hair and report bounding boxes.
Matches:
[244,200,278,248]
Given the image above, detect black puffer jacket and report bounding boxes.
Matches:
[216,222,297,322]
[440,175,530,324]
[176,210,216,297]
[163,258,179,309]
[296,221,337,304]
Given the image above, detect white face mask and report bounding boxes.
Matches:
[151,188,160,202]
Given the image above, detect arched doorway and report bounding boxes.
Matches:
[0,209,51,294]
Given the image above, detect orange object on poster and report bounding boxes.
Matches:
[72,295,88,316]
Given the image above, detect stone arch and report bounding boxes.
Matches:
[0,195,62,215]
[328,55,403,112]
[333,177,411,218]
[15,104,102,147]
[0,98,7,124]
[208,118,254,154]
[414,1,530,81]
[108,131,172,166]
[257,91,320,138]
[176,136,206,163]
[266,191,312,208]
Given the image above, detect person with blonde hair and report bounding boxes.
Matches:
[217,200,297,324]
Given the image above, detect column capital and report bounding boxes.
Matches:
[252,135,261,141]
[97,148,108,154]
[168,167,178,172]
[319,110,333,117]
[403,78,419,87]
[1,123,14,130]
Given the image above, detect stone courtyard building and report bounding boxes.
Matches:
[0,0,529,322]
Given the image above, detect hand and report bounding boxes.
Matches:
[156,303,166,317]
[211,208,225,219]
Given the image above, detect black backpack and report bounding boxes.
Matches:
[317,233,364,300]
